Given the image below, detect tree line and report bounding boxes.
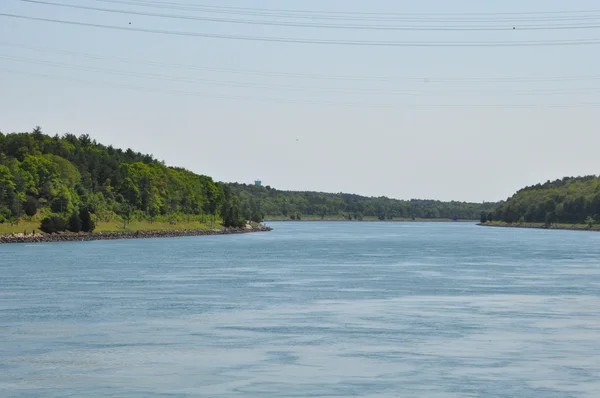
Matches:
[228,183,498,221]
[0,128,247,232]
[482,175,600,226]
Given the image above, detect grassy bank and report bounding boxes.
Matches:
[0,221,40,235]
[0,220,222,235]
[479,221,600,232]
[94,221,218,233]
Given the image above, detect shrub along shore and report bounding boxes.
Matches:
[0,224,272,244]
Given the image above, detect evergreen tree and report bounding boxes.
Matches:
[40,216,67,234]
[68,211,82,233]
[79,207,96,232]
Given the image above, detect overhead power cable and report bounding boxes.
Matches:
[4,13,600,47]
[2,67,599,108]
[15,0,600,31]
[98,0,600,16]
[3,53,600,96]
[2,41,600,84]
[92,0,600,22]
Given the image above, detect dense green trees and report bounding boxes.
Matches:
[0,129,243,231]
[228,183,497,220]
[490,175,600,225]
[40,216,66,234]
[221,186,246,228]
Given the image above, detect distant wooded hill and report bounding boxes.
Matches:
[485,176,600,225]
[228,183,498,221]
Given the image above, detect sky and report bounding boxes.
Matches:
[1,0,599,203]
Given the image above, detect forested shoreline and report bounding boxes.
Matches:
[3,129,598,236]
[0,128,248,233]
[480,176,600,228]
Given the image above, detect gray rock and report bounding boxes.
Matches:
[0,226,272,245]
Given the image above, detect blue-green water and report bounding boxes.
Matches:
[2,222,600,397]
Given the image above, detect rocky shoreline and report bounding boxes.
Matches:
[0,225,272,245]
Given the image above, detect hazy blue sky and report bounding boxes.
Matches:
[1,0,599,202]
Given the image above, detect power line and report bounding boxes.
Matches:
[2,53,600,96]
[3,12,600,47]
[1,67,599,108]
[98,0,600,16]
[0,54,600,96]
[2,41,600,84]
[15,0,600,31]
[0,66,393,107]
[94,0,600,22]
